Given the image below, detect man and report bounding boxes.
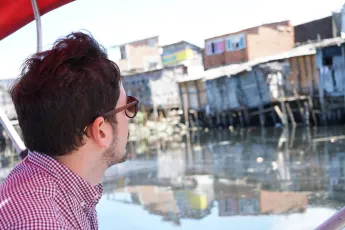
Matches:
[0,32,139,229]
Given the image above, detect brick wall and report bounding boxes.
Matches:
[247,24,294,60]
[203,52,226,69]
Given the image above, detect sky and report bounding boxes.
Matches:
[0,0,344,79]
[96,196,338,230]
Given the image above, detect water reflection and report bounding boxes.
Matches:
[3,126,345,229]
[98,126,345,229]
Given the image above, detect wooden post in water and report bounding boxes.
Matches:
[186,131,193,168]
[238,111,244,128]
[293,89,306,125]
[341,45,345,115]
[228,111,234,127]
[216,112,220,127]
[308,96,318,126]
[244,107,250,126]
[289,125,296,148]
[286,103,296,127]
[280,100,289,126]
[274,104,287,126]
[271,106,277,125]
[253,69,265,128]
[152,100,159,121]
[316,49,326,125]
[304,101,310,126]
[183,93,189,128]
[259,106,265,128]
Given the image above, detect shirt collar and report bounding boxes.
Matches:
[27,151,103,209]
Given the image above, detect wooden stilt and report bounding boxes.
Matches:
[280,100,289,126]
[274,105,286,126]
[286,102,296,127]
[222,112,226,127]
[289,125,296,148]
[304,101,310,126]
[189,112,195,127]
[244,107,250,126]
[183,93,189,127]
[293,88,305,124]
[228,111,234,127]
[239,111,244,128]
[259,105,265,128]
[195,111,200,127]
[216,113,221,126]
[308,97,318,126]
[271,104,277,125]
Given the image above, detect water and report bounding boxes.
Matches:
[2,126,345,229]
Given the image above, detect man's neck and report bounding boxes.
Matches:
[55,151,105,186]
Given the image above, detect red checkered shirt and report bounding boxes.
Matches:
[0,151,103,230]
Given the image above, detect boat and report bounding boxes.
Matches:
[0,1,344,229]
[0,0,75,153]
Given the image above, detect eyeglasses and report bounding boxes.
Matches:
[104,96,139,119]
[83,96,139,133]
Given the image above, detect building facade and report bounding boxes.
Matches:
[161,41,203,69]
[122,65,187,110]
[203,21,294,70]
[294,15,341,45]
[107,36,162,73]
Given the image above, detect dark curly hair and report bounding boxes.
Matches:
[10,31,121,157]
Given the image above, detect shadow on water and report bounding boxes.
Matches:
[3,125,345,229]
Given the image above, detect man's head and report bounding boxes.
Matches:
[10,31,135,167]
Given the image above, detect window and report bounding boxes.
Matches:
[148,62,157,69]
[206,38,224,56]
[226,33,246,52]
[120,46,127,59]
[148,38,156,47]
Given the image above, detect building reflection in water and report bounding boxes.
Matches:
[97,126,345,226]
[3,125,345,226]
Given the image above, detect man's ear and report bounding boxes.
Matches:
[90,116,111,148]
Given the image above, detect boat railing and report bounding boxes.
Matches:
[0,107,25,154]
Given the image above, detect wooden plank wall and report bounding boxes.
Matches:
[239,70,270,108]
[287,57,299,93]
[196,80,207,107]
[123,66,184,109]
[178,80,208,112]
[288,54,318,96]
[205,76,242,113]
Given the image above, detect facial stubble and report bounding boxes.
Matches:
[102,127,130,167]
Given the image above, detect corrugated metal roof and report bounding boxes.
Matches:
[177,75,204,83]
[202,64,245,81]
[311,37,345,48]
[203,42,319,81]
[176,37,345,83]
[176,66,205,83]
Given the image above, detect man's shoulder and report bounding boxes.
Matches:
[0,162,62,229]
[0,160,59,197]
